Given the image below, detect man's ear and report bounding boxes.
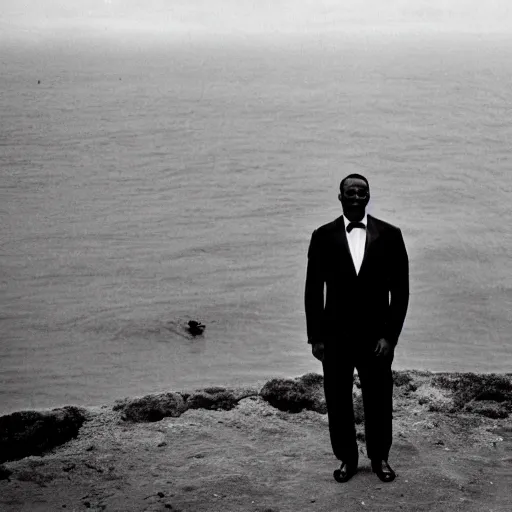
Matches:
[338,193,342,201]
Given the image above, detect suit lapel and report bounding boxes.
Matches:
[337,216,358,276]
[359,214,379,275]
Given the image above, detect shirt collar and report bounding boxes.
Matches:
[343,214,367,230]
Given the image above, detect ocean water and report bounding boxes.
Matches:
[1,34,511,415]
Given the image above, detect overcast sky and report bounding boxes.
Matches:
[2,0,512,39]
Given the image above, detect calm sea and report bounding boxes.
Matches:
[1,34,511,414]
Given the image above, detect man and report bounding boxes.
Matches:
[305,174,409,483]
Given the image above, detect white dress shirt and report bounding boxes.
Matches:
[343,214,367,275]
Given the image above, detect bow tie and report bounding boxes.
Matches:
[346,221,366,233]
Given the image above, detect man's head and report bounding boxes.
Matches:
[338,174,370,221]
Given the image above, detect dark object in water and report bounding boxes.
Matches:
[188,320,205,336]
[37,80,41,84]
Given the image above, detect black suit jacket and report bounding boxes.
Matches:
[305,214,409,349]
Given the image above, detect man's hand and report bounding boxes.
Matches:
[374,338,393,357]
[312,342,325,362]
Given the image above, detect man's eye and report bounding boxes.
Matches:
[345,191,367,199]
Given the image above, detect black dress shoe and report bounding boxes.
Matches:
[371,460,396,482]
[333,461,358,483]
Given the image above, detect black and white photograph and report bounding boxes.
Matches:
[1,1,511,510]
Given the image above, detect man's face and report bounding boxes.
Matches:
[338,178,370,221]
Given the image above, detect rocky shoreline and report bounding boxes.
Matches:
[1,370,511,511]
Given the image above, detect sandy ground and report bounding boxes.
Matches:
[1,374,511,512]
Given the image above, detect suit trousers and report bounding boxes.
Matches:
[322,344,394,465]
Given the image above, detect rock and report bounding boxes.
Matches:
[186,387,256,412]
[113,385,258,423]
[0,406,86,463]
[464,400,510,419]
[259,373,326,413]
[16,465,55,486]
[393,371,414,387]
[433,373,512,415]
[114,392,186,422]
[0,464,13,480]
